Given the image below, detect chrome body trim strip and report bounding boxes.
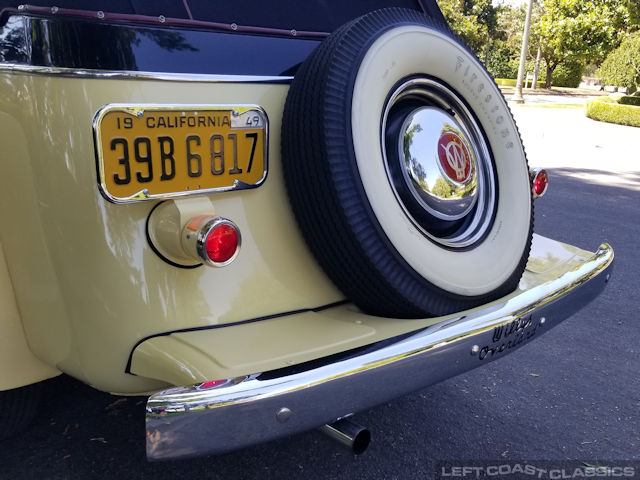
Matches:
[145,239,613,460]
[0,63,293,83]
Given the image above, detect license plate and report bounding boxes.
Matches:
[93,104,268,203]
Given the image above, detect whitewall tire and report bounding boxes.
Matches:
[282,8,533,318]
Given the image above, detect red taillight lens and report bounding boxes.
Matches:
[183,215,242,267]
[197,380,227,390]
[205,224,239,264]
[531,169,548,198]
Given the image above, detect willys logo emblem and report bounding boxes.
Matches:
[437,132,472,183]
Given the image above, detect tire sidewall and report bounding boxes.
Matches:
[349,25,532,296]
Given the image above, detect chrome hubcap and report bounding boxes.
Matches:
[399,107,478,220]
[382,78,497,248]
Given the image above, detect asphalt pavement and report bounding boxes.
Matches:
[1,95,639,480]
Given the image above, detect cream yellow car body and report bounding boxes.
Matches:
[0,72,345,393]
[0,4,614,460]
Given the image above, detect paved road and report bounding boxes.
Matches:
[510,104,640,174]
[2,105,639,479]
[501,86,608,106]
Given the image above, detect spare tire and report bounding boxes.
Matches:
[282,8,533,318]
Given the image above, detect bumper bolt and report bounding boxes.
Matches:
[276,408,292,423]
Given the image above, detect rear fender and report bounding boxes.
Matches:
[0,242,59,390]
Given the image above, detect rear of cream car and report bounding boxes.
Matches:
[0,2,612,459]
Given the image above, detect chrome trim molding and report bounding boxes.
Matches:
[145,237,613,460]
[0,63,293,83]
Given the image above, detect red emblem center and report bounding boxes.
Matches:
[437,132,472,183]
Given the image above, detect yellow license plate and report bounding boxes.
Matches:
[93,105,268,203]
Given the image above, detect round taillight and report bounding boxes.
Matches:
[198,218,241,267]
[182,216,242,267]
[205,223,239,264]
[530,168,548,198]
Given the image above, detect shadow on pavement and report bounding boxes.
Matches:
[548,168,640,192]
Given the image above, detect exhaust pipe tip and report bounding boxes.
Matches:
[350,427,371,455]
[319,418,371,455]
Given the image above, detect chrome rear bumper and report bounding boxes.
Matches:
[145,238,613,460]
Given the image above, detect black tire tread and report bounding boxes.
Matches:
[282,8,533,318]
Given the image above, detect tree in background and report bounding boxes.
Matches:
[438,0,634,88]
[535,0,631,87]
[437,0,499,56]
[598,31,640,92]
[489,2,544,80]
[438,0,534,81]
[626,0,640,27]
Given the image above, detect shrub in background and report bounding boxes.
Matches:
[486,46,517,79]
[551,61,584,88]
[494,78,546,88]
[585,96,640,127]
[491,59,583,88]
[620,95,640,106]
[598,32,640,94]
[503,58,548,84]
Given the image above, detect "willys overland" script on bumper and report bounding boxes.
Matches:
[145,235,613,460]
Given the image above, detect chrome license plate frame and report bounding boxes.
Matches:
[93,104,268,204]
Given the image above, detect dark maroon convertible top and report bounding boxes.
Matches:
[0,0,445,33]
[0,0,447,76]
